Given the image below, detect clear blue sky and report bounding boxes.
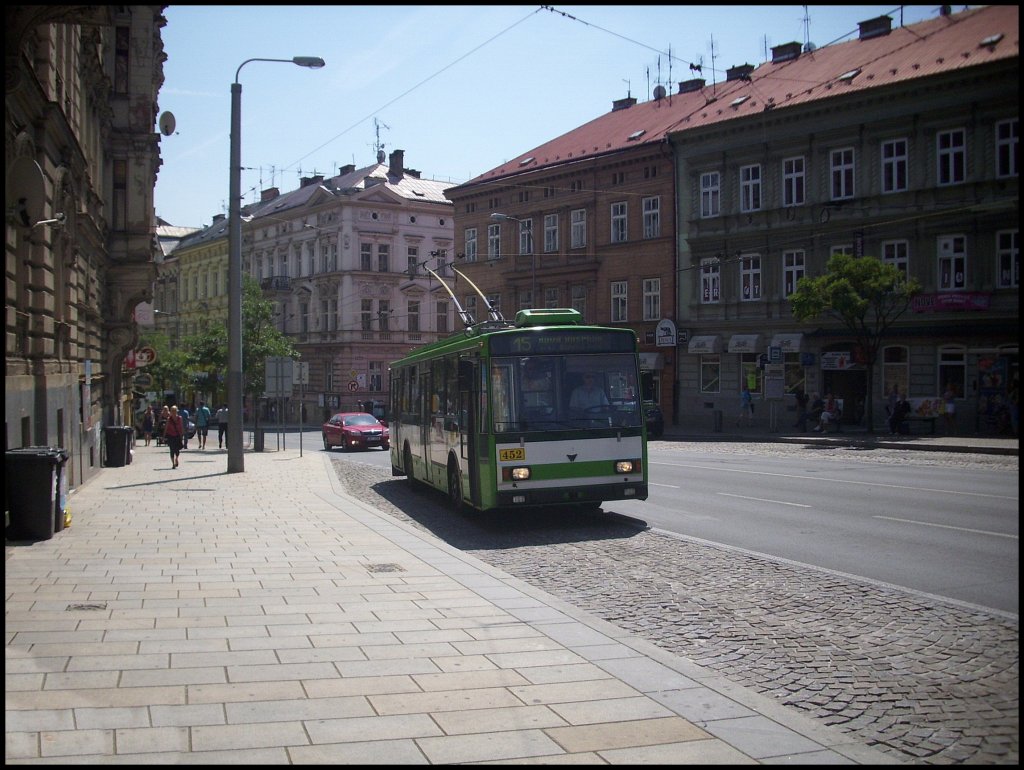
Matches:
[155,4,942,229]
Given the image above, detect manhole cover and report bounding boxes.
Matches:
[364,563,405,573]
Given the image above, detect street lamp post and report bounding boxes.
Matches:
[228,55,325,473]
[490,212,535,307]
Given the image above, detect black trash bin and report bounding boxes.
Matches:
[104,425,133,467]
[6,447,69,541]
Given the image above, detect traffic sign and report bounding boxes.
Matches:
[293,361,309,385]
[133,373,153,388]
[135,346,157,367]
[348,381,359,392]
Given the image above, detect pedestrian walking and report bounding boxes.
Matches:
[179,405,191,449]
[195,401,212,449]
[793,387,809,431]
[163,405,185,468]
[942,383,957,434]
[737,383,754,426]
[141,405,155,446]
[216,404,229,448]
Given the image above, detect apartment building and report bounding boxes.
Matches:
[172,150,456,423]
[671,5,1018,431]
[445,101,679,424]
[447,4,1018,434]
[6,6,166,487]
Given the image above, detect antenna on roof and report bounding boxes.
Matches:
[372,118,390,164]
[709,34,718,93]
[802,5,814,52]
[623,78,630,98]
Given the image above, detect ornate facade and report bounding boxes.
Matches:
[6,6,166,487]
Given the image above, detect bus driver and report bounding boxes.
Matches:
[569,372,610,413]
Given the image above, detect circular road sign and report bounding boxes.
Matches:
[348,381,358,392]
[135,346,157,367]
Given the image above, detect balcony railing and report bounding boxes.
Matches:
[260,275,291,291]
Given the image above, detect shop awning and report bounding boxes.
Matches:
[638,352,664,370]
[727,334,761,353]
[770,333,803,353]
[687,335,720,354]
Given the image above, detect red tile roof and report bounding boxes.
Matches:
[463,5,1017,187]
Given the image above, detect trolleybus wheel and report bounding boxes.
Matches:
[404,445,415,482]
[447,462,463,513]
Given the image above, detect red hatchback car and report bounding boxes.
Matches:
[322,412,390,452]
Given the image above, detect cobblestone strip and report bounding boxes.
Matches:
[331,446,1018,765]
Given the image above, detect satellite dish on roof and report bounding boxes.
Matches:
[5,156,46,227]
[159,111,176,136]
[653,84,667,100]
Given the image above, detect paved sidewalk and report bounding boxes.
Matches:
[5,441,897,764]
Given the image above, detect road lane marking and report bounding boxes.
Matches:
[874,515,1018,539]
[718,492,811,507]
[651,461,1017,501]
[650,482,681,488]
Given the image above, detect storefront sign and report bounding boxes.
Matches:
[911,292,991,313]
[821,351,855,370]
[655,318,677,347]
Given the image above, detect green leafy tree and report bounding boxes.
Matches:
[182,276,298,420]
[789,253,920,432]
[137,329,191,403]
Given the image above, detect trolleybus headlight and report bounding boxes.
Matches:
[615,459,639,474]
[502,466,531,481]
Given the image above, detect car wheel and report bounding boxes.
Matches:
[322,433,331,451]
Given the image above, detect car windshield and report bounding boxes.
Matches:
[343,414,379,426]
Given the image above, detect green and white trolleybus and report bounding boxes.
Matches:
[389,300,648,513]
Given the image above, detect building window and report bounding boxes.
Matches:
[741,255,761,301]
[882,240,910,279]
[882,346,909,400]
[114,26,130,94]
[407,299,420,332]
[570,209,586,249]
[937,128,966,185]
[377,244,390,272]
[740,164,762,212]
[784,353,805,396]
[938,347,966,400]
[519,218,533,255]
[700,355,721,394]
[783,249,805,297]
[436,300,449,333]
[830,148,855,200]
[700,171,720,218]
[938,234,966,290]
[996,229,1019,288]
[407,246,418,275]
[518,288,533,312]
[996,119,1018,178]
[465,295,478,321]
[543,213,558,252]
[378,300,390,331]
[487,224,500,260]
[360,243,372,271]
[881,138,908,193]
[701,258,720,304]
[570,284,586,319]
[361,299,373,331]
[464,228,478,262]
[642,278,660,321]
[642,196,660,238]
[610,202,628,243]
[369,361,383,392]
[320,299,337,332]
[112,159,128,231]
[611,280,627,322]
[782,156,805,207]
[831,244,853,258]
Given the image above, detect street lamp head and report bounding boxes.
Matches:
[490,212,519,223]
[293,56,326,69]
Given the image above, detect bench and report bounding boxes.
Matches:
[890,397,940,434]
[812,398,843,433]
[900,415,937,434]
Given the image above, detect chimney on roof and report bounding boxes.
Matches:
[300,175,324,188]
[771,42,802,64]
[338,163,355,175]
[940,5,952,16]
[612,96,637,111]
[212,214,225,224]
[388,149,404,177]
[726,63,754,81]
[678,78,705,94]
[858,15,892,40]
[260,187,279,202]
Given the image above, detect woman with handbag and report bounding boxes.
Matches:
[163,405,185,468]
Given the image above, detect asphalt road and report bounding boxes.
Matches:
[327,438,1019,764]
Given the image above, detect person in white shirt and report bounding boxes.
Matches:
[569,373,610,413]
